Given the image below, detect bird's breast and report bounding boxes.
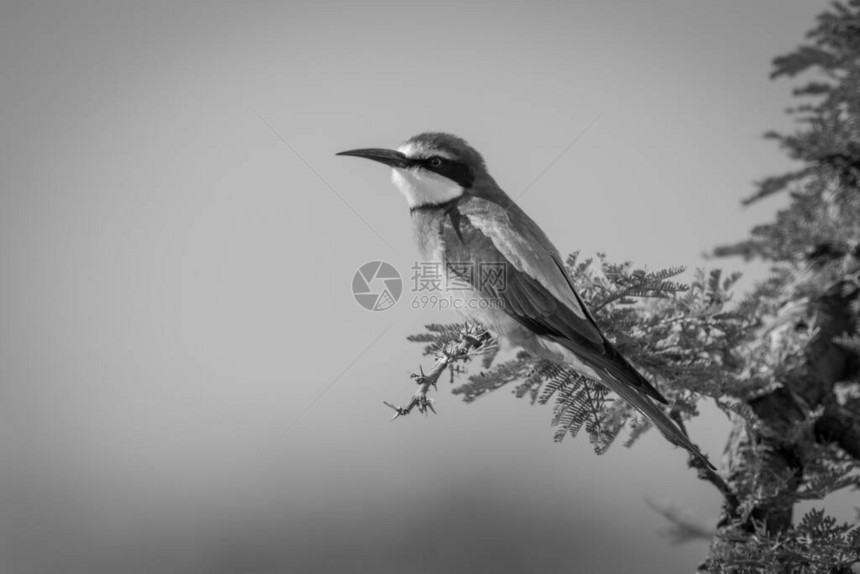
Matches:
[409,208,517,332]
[410,209,447,261]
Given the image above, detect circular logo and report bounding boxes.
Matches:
[352,261,402,311]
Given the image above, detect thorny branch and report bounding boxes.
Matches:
[384,323,496,419]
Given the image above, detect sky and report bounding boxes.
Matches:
[0,1,834,573]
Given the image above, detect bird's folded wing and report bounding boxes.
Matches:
[445,197,669,405]
[440,197,605,352]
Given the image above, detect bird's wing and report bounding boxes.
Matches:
[442,197,605,352]
[445,197,666,403]
[440,197,714,470]
[459,197,601,338]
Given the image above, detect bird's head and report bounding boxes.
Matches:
[337,132,487,209]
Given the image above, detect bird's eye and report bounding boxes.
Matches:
[429,157,443,168]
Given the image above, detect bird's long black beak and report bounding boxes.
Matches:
[336,148,412,169]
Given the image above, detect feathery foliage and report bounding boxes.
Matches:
[411,257,752,452]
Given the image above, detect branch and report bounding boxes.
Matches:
[703,277,860,569]
[646,498,716,544]
[815,404,860,460]
[590,268,687,312]
[384,323,495,419]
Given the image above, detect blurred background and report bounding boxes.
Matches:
[0,1,833,572]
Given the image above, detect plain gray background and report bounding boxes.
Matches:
[0,1,843,573]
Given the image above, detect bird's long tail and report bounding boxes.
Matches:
[596,371,716,472]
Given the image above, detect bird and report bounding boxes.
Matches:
[337,132,714,470]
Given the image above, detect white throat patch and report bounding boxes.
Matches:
[391,142,463,208]
[391,168,464,208]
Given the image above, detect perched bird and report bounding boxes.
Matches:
[338,132,713,469]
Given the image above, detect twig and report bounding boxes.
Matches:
[645,498,716,544]
[384,323,495,419]
[592,281,674,312]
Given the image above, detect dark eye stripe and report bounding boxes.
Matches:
[423,156,474,188]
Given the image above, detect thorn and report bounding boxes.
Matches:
[383,401,403,420]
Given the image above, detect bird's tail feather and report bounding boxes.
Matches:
[596,371,716,472]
